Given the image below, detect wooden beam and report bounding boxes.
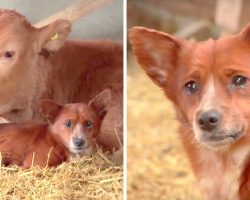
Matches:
[239,0,250,29]
[34,0,113,28]
[174,20,212,40]
[130,0,217,20]
[215,0,243,32]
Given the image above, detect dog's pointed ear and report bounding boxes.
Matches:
[88,89,111,120]
[41,99,63,123]
[239,23,250,40]
[129,27,183,88]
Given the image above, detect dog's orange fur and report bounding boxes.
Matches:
[0,90,110,168]
[0,10,122,152]
[129,25,250,200]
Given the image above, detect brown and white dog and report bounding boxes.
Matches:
[0,90,110,168]
[130,25,250,200]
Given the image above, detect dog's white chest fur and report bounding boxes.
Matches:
[198,145,250,200]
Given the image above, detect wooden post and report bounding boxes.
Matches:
[34,0,114,28]
[215,0,243,32]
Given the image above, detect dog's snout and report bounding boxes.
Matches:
[197,110,221,131]
[72,137,85,147]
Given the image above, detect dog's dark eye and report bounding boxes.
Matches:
[85,121,92,128]
[3,51,15,58]
[65,120,73,128]
[231,75,247,88]
[184,80,199,94]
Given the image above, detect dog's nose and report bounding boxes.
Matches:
[197,110,221,131]
[72,137,85,147]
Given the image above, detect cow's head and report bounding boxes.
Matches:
[0,9,71,121]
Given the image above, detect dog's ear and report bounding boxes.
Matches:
[129,27,183,88]
[239,23,250,40]
[88,89,111,120]
[41,99,63,123]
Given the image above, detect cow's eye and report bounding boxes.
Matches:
[184,80,199,94]
[231,75,247,88]
[3,51,15,58]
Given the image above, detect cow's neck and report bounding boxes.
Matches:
[38,47,87,104]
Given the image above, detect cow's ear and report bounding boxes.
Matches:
[129,27,183,88]
[41,99,62,123]
[37,19,71,51]
[88,89,111,120]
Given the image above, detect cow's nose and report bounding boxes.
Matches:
[72,137,85,147]
[197,110,221,131]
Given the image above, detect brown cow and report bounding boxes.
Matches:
[0,9,123,152]
[0,90,111,168]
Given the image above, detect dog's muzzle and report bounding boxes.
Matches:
[197,109,221,131]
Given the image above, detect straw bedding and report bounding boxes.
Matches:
[0,149,123,200]
[127,54,201,200]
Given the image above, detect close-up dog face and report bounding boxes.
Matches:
[130,26,250,150]
[0,1,123,199]
[41,90,111,155]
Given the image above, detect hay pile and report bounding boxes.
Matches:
[127,54,201,200]
[0,149,123,200]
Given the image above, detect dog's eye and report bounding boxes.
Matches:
[184,80,199,94]
[64,120,73,128]
[3,51,15,58]
[85,121,93,128]
[231,75,247,88]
